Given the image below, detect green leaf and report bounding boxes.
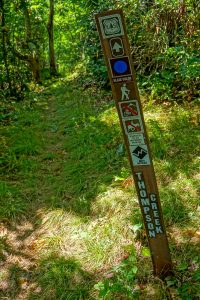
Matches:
[166,277,177,287]
[94,281,104,291]
[123,244,134,254]
[131,265,138,274]
[114,176,125,182]
[177,262,188,271]
[129,224,142,233]
[141,247,151,257]
[193,267,200,281]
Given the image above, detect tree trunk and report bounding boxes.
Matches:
[47,0,57,76]
[21,0,31,43]
[0,0,12,94]
[28,56,41,83]
[19,0,42,83]
[9,47,41,83]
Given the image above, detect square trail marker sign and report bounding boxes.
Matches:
[99,14,124,39]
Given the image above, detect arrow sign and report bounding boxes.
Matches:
[113,42,123,52]
[110,37,124,57]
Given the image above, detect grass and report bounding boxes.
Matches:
[0,78,199,299]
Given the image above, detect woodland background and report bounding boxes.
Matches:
[0,1,200,299]
[1,0,200,103]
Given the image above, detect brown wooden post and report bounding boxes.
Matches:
[95,9,172,276]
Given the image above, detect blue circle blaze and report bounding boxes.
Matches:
[113,60,128,74]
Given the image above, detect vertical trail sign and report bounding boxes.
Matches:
[95,10,172,276]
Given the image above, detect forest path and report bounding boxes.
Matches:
[1,80,200,299]
[1,81,96,299]
[1,81,132,299]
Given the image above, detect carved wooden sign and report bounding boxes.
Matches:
[95,9,172,276]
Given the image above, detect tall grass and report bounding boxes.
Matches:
[0,81,199,299]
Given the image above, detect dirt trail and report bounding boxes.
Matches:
[0,90,68,299]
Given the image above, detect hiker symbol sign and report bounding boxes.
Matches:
[121,84,130,100]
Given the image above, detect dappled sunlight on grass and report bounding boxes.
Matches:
[0,80,199,299]
[35,187,135,273]
[98,106,119,126]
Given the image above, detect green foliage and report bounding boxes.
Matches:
[94,248,140,299]
[164,263,200,300]
[0,81,199,299]
[67,0,199,101]
[0,0,200,297]
[0,0,47,99]
[30,255,94,300]
[126,1,200,102]
[142,46,200,101]
[1,106,42,175]
[1,0,199,102]
[0,181,27,219]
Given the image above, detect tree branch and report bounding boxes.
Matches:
[20,0,32,42]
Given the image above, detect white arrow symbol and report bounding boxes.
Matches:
[112,42,123,52]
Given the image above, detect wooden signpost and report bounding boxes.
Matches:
[95,9,172,276]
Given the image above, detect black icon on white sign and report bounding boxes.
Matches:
[130,145,150,165]
[129,145,151,166]
[110,37,124,57]
[132,146,147,159]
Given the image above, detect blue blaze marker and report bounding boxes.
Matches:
[113,60,128,74]
[109,56,132,79]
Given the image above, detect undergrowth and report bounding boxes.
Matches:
[0,79,199,299]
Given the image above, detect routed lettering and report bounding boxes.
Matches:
[140,189,147,197]
[149,231,156,238]
[151,203,158,210]
[156,226,163,234]
[138,181,145,190]
[146,215,152,222]
[148,223,154,230]
[155,219,161,226]
[144,206,150,214]
[141,198,150,206]
[150,194,157,201]
[153,210,159,217]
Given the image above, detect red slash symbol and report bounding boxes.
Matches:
[121,103,138,117]
[124,119,142,133]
